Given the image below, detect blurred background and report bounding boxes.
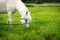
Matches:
[22,0,60,4]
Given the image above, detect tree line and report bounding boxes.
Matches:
[22,0,60,4]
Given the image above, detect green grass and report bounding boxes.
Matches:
[0,7,60,40]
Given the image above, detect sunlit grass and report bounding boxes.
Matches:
[0,7,60,40]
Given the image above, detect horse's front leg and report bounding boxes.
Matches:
[7,11,12,25]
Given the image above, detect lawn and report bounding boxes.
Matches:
[0,6,60,40]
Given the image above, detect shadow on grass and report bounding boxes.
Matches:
[0,23,21,25]
[0,33,8,40]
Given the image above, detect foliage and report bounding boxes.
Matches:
[22,0,60,4]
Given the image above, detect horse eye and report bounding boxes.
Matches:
[26,12,28,15]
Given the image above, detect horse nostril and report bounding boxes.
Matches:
[25,19,28,23]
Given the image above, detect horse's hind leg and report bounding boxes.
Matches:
[7,10,12,25]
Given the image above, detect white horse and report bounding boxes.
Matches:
[0,0,31,28]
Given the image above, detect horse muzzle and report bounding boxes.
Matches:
[21,18,29,28]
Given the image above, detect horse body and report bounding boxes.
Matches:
[0,0,16,12]
[0,0,7,12]
[0,0,31,28]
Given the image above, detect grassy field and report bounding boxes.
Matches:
[0,6,60,40]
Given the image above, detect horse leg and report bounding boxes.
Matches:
[7,11,12,25]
